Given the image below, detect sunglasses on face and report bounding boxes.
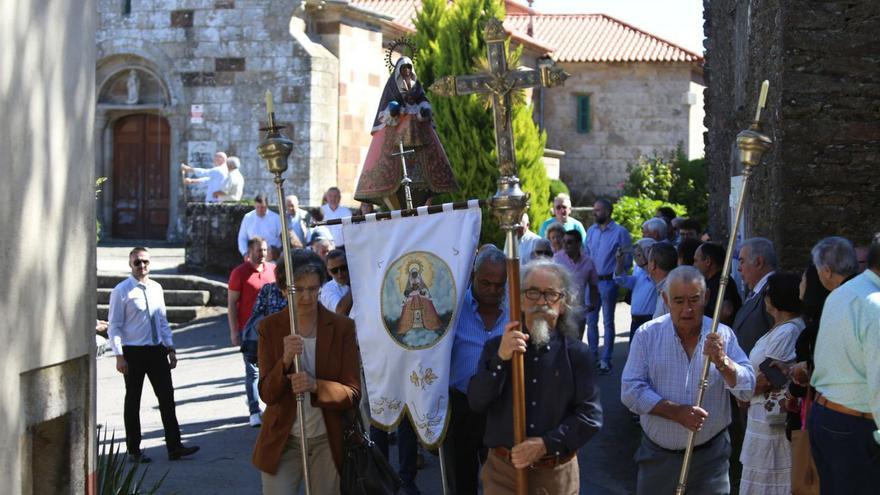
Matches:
[329,264,348,275]
[133,259,150,266]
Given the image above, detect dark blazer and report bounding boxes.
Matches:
[730,283,773,356]
[252,305,361,475]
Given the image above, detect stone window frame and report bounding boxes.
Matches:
[576,94,591,134]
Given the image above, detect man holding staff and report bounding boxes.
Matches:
[468,259,603,494]
[622,266,754,494]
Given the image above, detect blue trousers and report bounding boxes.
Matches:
[809,401,880,494]
[587,280,618,362]
[244,354,260,415]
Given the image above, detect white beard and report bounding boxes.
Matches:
[530,317,551,348]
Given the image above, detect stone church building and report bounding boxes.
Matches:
[96,0,704,240]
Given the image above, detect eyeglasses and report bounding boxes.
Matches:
[533,250,553,257]
[133,259,150,266]
[329,264,348,275]
[523,288,565,303]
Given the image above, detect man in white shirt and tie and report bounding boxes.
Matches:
[108,247,199,463]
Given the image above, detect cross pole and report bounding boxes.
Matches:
[391,139,416,210]
[430,18,568,495]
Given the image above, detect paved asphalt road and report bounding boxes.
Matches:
[97,305,641,494]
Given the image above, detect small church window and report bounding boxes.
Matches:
[123,0,131,15]
[576,95,591,134]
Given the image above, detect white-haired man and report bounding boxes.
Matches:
[220,156,245,201]
[182,151,228,203]
[284,194,311,248]
[537,193,587,243]
[641,218,668,242]
[622,266,754,494]
[469,259,603,494]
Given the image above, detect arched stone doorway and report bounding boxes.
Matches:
[112,114,170,238]
[95,54,182,240]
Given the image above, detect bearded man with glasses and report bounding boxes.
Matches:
[468,259,603,494]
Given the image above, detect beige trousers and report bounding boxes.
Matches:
[261,434,339,495]
[481,449,579,495]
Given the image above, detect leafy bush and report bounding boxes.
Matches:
[615,196,687,241]
[548,179,570,200]
[622,146,707,229]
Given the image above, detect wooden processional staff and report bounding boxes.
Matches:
[675,81,773,494]
[430,18,569,495]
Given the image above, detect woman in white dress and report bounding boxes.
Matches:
[739,273,806,494]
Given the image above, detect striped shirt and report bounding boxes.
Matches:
[621,315,755,450]
[449,287,509,393]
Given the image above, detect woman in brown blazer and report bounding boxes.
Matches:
[253,249,361,494]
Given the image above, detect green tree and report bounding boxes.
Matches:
[414,0,550,245]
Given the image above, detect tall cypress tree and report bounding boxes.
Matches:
[414,0,550,245]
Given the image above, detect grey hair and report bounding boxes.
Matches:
[473,245,506,273]
[741,237,778,269]
[285,194,299,204]
[635,237,657,254]
[520,258,581,339]
[662,265,707,297]
[811,236,858,277]
[226,156,240,169]
[642,218,668,239]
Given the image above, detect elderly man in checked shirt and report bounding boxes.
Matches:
[622,266,754,495]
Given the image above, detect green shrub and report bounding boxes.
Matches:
[615,196,687,241]
[98,426,167,494]
[548,179,570,200]
[622,146,707,229]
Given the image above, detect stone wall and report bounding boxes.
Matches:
[705,0,880,269]
[96,0,340,239]
[542,61,705,205]
[185,202,258,274]
[0,0,97,490]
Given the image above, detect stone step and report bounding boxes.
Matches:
[97,288,210,306]
[97,304,213,324]
[97,272,227,306]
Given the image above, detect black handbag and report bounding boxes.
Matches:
[340,410,401,495]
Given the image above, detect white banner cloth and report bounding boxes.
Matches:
[343,202,481,445]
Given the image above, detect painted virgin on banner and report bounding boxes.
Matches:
[342,202,482,445]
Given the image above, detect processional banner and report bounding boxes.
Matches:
[342,201,482,445]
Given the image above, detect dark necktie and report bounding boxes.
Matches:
[141,285,159,345]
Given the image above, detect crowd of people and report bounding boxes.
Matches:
[105,188,879,494]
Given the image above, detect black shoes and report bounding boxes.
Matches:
[168,444,200,461]
[127,451,153,464]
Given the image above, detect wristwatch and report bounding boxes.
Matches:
[716,356,730,372]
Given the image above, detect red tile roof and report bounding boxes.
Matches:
[505,13,702,63]
[349,1,702,64]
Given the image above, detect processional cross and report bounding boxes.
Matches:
[430,18,568,495]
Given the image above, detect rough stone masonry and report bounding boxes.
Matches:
[704,0,880,268]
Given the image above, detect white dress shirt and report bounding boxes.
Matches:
[237,209,282,254]
[191,165,228,202]
[621,315,755,450]
[107,276,174,355]
[320,204,351,247]
[319,279,350,313]
[222,169,244,201]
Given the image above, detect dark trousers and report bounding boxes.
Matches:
[809,401,880,494]
[629,314,653,340]
[371,419,418,487]
[443,388,488,495]
[122,345,182,453]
